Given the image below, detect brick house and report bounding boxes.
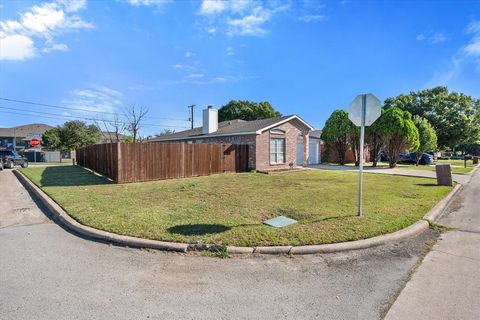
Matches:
[148,107,318,171]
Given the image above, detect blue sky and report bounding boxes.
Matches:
[1,0,480,136]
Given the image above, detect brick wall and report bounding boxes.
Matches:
[175,118,310,171]
[255,120,309,171]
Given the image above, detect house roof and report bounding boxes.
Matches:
[309,130,322,140]
[148,115,314,142]
[99,131,127,143]
[0,123,53,139]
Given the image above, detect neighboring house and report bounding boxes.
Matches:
[99,131,126,143]
[148,107,317,171]
[0,123,53,150]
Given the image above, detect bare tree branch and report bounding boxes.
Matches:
[124,104,149,143]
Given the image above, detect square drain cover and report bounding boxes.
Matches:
[263,216,297,228]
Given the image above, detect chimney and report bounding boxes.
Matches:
[202,106,218,134]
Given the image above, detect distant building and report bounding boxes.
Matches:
[0,123,53,150]
[99,131,127,144]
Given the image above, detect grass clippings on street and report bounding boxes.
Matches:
[21,165,452,247]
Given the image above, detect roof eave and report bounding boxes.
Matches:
[256,115,314,134]
[147,131,258,142]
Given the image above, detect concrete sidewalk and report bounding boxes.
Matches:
[385,169,480,319]
[310,164,470,185]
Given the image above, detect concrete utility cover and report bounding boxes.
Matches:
[348,93,382,126]
[263,216,297,228]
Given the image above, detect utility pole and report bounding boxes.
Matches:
[13,127,16,150]
[188,105,195,129]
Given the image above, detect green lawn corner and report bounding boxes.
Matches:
[20,165,453,247]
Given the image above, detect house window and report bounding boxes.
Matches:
[270,129,285,135]
[270,138,285,164]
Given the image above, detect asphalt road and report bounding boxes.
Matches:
[0,169,438,320]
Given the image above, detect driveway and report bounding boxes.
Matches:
[0,169,438,319]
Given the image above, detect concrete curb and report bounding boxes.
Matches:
[14,170,188,253]
[15,168,463,256]
[423,184,462,222]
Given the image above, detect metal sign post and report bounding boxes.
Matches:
[358,95,366,217]
[348,93,382,217]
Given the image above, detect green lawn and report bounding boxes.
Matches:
[20,165,452,247]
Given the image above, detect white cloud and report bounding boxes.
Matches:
[431,33,447,44]
[0,34,36,60]
[185,73,205,78]
[64,85,123,114]
[200,0,228,15]
[42,42,68,53]
[464,21,480,57]
[416,32,447,44]
[227,6,272,36]
[198,0,288,37]
[0,1,92,61]
[299,14,325,23]
[226,46,234,55]
[124,0,172,8]
[185,51,193,57]
[57,0,87,12]
[425,21,480,90]
[171,64,187,68]
[206,26,217,34]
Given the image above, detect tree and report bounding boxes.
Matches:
[41,128,61,150]
[125,105,149,143]
[156,128,175,136]
[218,100,281,122]
[59,121,100,151]
[321,110,352,165]
[94,113,125,143]
[366,111,385,167]
[42,121,100,152]
[413,115,437,166]
[349,125,361,166]
[384,87,480,150]
[375,107,419,168]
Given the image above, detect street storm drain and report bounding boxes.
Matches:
[263,216,297,228]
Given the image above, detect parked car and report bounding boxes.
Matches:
[0,150,28,169]
[426,152,438,161]
[399,152,433,165]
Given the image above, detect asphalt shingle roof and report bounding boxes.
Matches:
[0,123,53,139]
[148,115,300,141]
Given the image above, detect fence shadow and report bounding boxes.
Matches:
[37,165,112,187]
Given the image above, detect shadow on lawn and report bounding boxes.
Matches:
[414,183,439,187]
[167,224,231,236]
[37,166,112,187]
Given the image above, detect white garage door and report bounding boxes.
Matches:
[309,141,320,164]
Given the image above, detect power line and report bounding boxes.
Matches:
[0,108,190,129]
[0,97,189,122]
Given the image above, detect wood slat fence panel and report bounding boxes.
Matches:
[76,142,249,183]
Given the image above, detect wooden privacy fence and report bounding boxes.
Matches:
[76,142,249,183]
